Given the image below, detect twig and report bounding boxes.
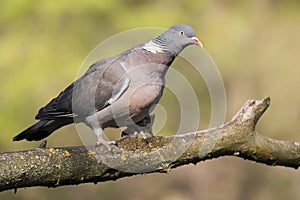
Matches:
[1,97,299,192]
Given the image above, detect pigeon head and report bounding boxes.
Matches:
[148,24,203,56]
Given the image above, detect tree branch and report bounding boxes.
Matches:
[1,97,299,192]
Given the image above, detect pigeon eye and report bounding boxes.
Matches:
[179,31,184,35]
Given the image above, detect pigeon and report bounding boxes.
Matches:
[13,24,203,149]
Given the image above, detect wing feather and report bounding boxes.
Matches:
[36,51,132,120]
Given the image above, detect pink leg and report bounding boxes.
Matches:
[93,128,115,150]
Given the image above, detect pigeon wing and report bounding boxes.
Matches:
[36,53,131,120]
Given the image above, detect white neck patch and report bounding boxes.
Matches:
[142,41,164,53]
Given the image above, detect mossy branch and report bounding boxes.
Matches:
[1,97,299,192]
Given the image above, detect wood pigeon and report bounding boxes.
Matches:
[13,24,203,148]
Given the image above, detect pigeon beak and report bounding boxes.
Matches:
[191,37,203,48]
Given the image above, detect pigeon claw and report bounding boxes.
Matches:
[140,131,148,140]
[134,131,151,144]
[96,138,115,151]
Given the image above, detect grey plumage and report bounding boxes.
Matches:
[13,24,202,148]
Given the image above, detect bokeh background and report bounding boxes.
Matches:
[1,0,300,199]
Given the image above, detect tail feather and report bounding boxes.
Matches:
[13,119,72,141]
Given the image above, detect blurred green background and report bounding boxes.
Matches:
[1,0,300,199]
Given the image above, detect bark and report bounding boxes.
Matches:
[1,97,299,192]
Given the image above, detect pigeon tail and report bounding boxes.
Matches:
[13,119,72,141]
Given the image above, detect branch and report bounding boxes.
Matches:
[1,97,299,192]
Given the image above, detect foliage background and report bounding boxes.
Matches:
[1,0,300,199]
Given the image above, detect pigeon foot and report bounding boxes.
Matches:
[96,138,115,150]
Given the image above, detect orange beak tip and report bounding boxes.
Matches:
[191,37,203,48]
